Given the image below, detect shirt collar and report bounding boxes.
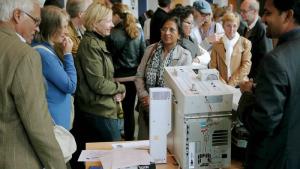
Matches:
[248,15,259,30]
[16,33,26,43]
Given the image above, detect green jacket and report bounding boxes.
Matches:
[76,31,125,119]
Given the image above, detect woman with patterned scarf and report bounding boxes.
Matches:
[135,16,192,140]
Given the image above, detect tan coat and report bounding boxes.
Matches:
[68,21,81,56]
[0,27,67,169]
[209,36,252,86]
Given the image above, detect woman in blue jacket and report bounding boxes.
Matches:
[32,6,77,130]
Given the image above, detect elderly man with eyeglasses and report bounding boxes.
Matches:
[240,0,273,79]
[0,0,67,168]
[191,0,224,53]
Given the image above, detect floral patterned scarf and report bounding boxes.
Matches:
[145,41,176,89]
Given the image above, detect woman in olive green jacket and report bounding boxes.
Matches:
[75,2,125,142]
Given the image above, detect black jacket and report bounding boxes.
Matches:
[243,18,273,79]
[149,8,169,44]
[238,28,300,169]
[107,23,146,77]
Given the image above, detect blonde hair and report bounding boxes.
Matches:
[222,12,240,26]
[112,3,139,39]
[93,0,111,8]
[84,2,112,31]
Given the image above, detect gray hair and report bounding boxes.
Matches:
[66,0,86,18]
[248,0,260,11]
[0,0,39,22]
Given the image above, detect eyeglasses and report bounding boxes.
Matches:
[22,10,41,26]
[240,9,254,14]
[183,20,193,25]
[199,12,210,17]
[161,27,178,34]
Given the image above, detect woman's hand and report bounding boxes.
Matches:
[192,57,200,63]
[114,92,126,102]
[62,36,73,55]
[140,96,149,108]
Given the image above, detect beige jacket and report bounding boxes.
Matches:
[68,21,82,56]
[0,27,67,169]
[209,36,252,86]
[135,43,192,98]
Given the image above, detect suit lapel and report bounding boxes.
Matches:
[247,18,260,39]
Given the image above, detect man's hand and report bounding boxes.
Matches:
[240,79,255,93]
[206,33,223,44]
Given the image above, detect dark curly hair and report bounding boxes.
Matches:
[169,6,193,24]
[158,0,171,8]
[272,0,300,24]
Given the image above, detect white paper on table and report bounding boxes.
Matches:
[111,149,150,169]
[78,150,110,162]
[112,140,149,149]
[99,152,113,169]
[78,148,150,169]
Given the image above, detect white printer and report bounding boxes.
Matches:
[164,66,233,169]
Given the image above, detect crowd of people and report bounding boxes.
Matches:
[1,0,300,168]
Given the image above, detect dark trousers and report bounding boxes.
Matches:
[83,113,121,141]
[121,81,137,140]
[70,110,121,169]
[70,102,88,169]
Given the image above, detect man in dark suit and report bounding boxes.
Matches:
[149,0,171,44]
[240,0,273,79]
[238,0,300,168]
[0,0,67,168]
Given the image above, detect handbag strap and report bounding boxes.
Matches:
[33,45,56,55]
[51,118,57,125]
[33,45,58,126]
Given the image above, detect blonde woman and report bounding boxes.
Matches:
[209,12,252,87]
[76,2,126,142]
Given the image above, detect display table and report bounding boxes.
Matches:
[85,141,243,169]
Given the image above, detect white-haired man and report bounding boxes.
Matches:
[0,0,67,168]
[240,0,273,79]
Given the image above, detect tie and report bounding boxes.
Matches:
[244,28,251,38]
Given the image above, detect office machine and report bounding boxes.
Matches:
[164,66,233,169]
[149,87,172,164]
